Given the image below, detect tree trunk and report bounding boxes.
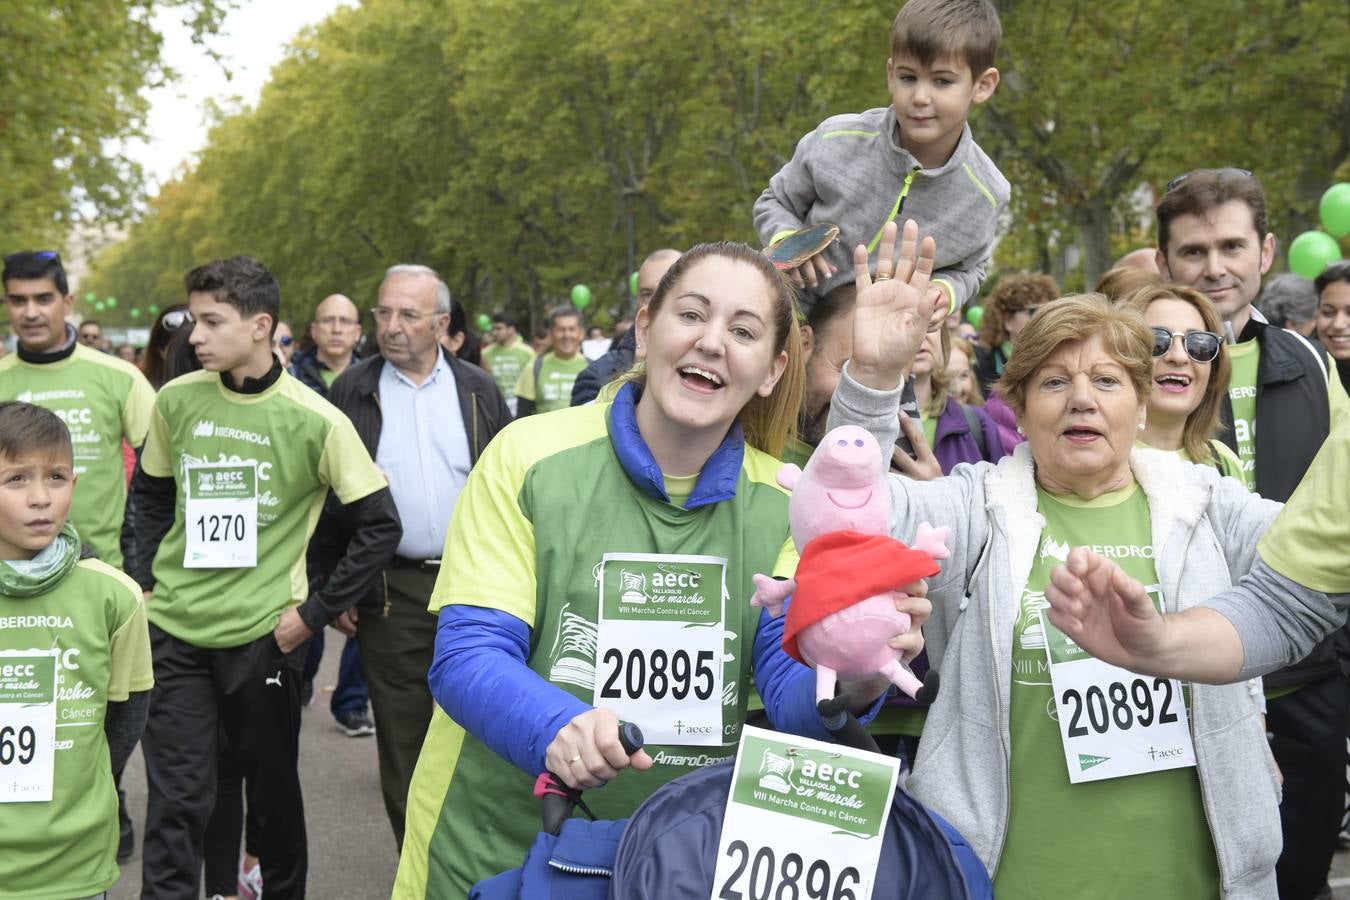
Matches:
[1075,198,1114,291]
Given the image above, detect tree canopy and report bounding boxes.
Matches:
[81,0,1350,327]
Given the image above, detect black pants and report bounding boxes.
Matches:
[203,724,260,897]
[141,624,308,899]
[358,565,438,849]
[1270,673,1350,899]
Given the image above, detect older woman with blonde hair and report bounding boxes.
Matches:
[825,221,1340,898]
[1122,283,1243,481]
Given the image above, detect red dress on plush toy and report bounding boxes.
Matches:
[752,425,949,705]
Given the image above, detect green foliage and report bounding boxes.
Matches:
[85,0,1350,324]
[0,1,231,248]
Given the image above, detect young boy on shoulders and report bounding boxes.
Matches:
[122,256,401,898]
[0,401,153,900]
[753,0,1008,314]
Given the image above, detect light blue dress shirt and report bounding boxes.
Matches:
[376,355,472,559]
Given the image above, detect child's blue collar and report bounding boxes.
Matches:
[607,381,744,510]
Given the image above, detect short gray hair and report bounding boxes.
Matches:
[1257,274,1317,327]
[381,264,450,314]
[548,303,583,328]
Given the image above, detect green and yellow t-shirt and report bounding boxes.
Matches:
[0,344,156,566]
[994,482,1218,899]
[395,401,796,898]
[0,557,153,900]
[483,341,535,404]
[1225,340,1259,490]
[1260,413,1350,594]
[1138,440,1245,484]
[140,370,387,648]
[514,351,588,413]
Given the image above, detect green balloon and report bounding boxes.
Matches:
[1288,230,1342,279]
[1319,183,1350,238]
[84,292,96,303]
[966,305,984,328]
[94,301,105,311]
[130,308,141,319]
[149,304,160,315]
[629,271,639,296]
[570,284,592,309]
[476,313,491,331]
[105,297,118,309]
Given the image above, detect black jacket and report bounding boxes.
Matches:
[316,348,512,613]
[289,346,359,398]
[1218,316,1344,687]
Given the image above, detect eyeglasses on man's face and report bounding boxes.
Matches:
[316,316,359,330]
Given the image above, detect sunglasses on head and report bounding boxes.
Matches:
[3,250,61,265]
[1165,167,1254,194]
[1151,327,1222,363]
[162,309,193,332]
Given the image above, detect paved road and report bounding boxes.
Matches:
[109,633,400,898]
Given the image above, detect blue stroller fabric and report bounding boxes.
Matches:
[609,759,992,899]
[469,817,628,900]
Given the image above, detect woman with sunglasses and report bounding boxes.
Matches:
[140,305,195,389]
[1122,284,1244,482]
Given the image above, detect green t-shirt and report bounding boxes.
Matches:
[319,366,341,387]
[0,557,153,900]
[140,370,387,648]
[994,482,1218,899]
[920,410,938,449]
[1260,411,1350,593]
[1137,439,1246,483]
[483,341,535,403]
[1226,340,1259,490]
[395,401,797,898]
[0,344,156,566]
[514,351,588,413]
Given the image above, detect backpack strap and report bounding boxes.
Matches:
[533,352,545,384]
[960,403,988,459]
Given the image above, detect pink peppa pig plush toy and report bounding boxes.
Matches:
[752,425,950,706]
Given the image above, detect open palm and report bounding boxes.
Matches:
[849,220,938,390]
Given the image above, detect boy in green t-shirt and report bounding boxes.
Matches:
[483,312,535,415]
[124,256,401,898]
[0,401,153,900]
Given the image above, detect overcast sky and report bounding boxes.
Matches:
[125,0,353,190]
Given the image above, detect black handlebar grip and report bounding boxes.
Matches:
[618,721,644,756]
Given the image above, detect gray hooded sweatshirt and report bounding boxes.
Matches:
[753,106,1008,309]
[827,363,1347,898]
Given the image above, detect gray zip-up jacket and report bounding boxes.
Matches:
[753,107,1008,308]
[829,364,1346,897]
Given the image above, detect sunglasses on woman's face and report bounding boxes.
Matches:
[275,335,294,347]
[162,310,193,332]
[1151,327,1222,363]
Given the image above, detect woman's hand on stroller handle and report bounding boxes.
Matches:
[546,707,653,790]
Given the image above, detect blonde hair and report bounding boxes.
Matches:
[1095,266,1162,305]
[627,243,804,458]
[920,326,953,418]
[997,293,1153,418]
[949,336,984,404]
[1121,283,1231,465]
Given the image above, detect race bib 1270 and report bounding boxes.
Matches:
[183,461,258,568]
[594,553,727,746]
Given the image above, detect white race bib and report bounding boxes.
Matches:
[1044,588,1196,783]
[593,553,726,746]
[0,650,59,803]
[183,461,259,568]
[712,726,900,900]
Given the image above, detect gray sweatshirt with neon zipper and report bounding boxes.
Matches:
[753,106,1008,309]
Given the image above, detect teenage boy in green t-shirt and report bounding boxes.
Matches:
[0,401,153,900]
[483,312,534,415]
[123,256,401,899]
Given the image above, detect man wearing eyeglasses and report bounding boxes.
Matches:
[1157,168,1350,900]
[292,294,362,398]
[316,264,509,846]
[0,251,156,568]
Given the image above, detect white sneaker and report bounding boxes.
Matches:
[238,857,263,900]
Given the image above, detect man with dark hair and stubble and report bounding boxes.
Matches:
[1157,168,1350,899]
[124,255,401,899]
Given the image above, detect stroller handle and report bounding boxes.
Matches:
[536,722,645,836]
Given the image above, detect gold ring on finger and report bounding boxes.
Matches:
[568,755,583,763]
[875,273,892,281]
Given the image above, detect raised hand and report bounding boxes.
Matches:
[1044,547,1167,672]
[850,220,938,391]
